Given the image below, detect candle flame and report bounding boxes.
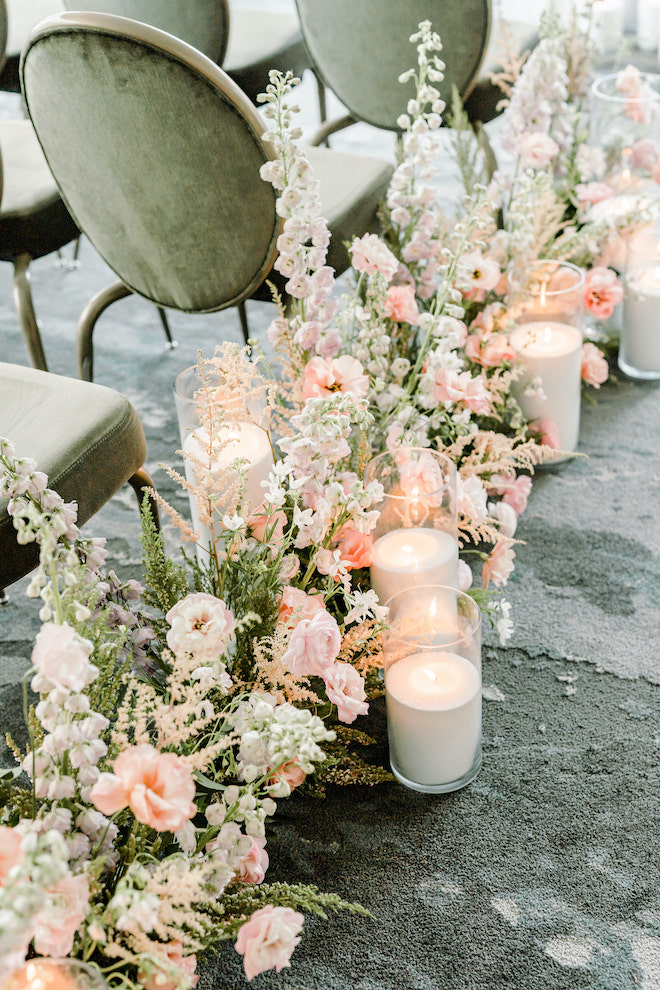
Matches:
[540,280,547,308]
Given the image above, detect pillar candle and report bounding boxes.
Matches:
[385,650,481,789]
[369,527,459,605]
[622,264,660,374]
[182,421,274,557]
[592,0,625,51]
[509,320,583,454]
[589,194,650,271]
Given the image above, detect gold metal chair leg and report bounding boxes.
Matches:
[13,253,48,371]
[128,467,161,532]
[77,279,132,380]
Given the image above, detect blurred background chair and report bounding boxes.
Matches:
[20,12,392,380]
[0,361,156,600]
[0,0,64,93]
[295,0,537,169]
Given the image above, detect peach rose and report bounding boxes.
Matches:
[235,905,304,981]
[631,138,659,171]
[90,743,197,832]
[349,233,399,281]
[583,266,623,319]
[0,826,23,887]
[166,593,234,661]
[33,872,89,958]
[139,942,198,990]
[235,838,269,885]
[384,284,421,324]
[434,368,491,416]
[530,417,561,450]
[280,609,341,678]
[465,332,516,368]
[517,131,559,169]
[277,587,326,626]
[333,524,373,570]
[322,662,369,724]
[248,505,286,544]
[581,341,609,388]
[482,542,516,589]
[574,182,615,209]
[269,759,307,795]
[490,472,533,516]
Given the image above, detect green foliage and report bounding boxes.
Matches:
[446,85,488,197]
[139,499,190,616]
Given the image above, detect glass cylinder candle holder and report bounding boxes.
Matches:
[620,226,660,379]
[382,584,482,794]
[364,447,458,605]
[589,71,660,190]
[508,260,584,457]
[173,364,274,560]
[4,959,110,990]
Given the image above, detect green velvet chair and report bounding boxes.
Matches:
[0,361,156,601]
[295,0,537,168]
[20,12,393,380]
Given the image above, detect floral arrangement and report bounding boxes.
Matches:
[1,9,656,989]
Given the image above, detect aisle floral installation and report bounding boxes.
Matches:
[0,443,369,989]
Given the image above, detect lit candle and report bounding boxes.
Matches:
[182,421,274,557]
[369,527,459,605]
[509,320,583,454]
[5,961,79,990]
[621,263,660,375]
[385,650,481,790]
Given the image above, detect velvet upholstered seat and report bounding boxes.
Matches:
[0,362,154,595]
[20,12,393,380]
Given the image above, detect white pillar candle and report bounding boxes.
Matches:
[509,321,583,454]
[369,527,459,605]
[589,194,651,271]
[385,650,481,789]
[621,264,660,374]
[637,0,660,49]
[592,0,625,51]
[182,422,274,557]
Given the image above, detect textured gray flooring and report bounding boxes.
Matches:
[1,54,660,990]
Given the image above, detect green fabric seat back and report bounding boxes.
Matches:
[295,0,491,131]
[61,0,230,62]
[20,12,280,314]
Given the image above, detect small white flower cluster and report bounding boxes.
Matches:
[501,37,572,161]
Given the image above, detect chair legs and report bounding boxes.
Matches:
[77,279,132,381]
[13,253,48,371]
[237,300,250,345]
[157,307,178,350]
[128,466,161,532]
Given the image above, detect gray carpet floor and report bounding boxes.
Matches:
[1,54,660,990]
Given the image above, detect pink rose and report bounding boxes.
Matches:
[482,542,516,589]
[631,138,659,170]
[322,662,369,724]
[465,332,516,368]
[434,368,491,416]
[31,622,96,693]
[350,233,399,281]
[530,417,561,450]
[581,341,609,388]
[139,942,198,990]
[0,827,23,887]
[333,524,373,570]
[574,182,615,209]
[584,266,624,319]
[302,355,369,400]
[616,64,643,95]
[457,474,489,525]
[248,505,286,544]
[277,587,326,626]
[33,872,89,957]
[280,610,341,677]
[166,593,234,661]
[90,743,197,832]
[384,284,420,324]
[235,838,269,885]
[517,131,559,169]
[490,472,533,516]
[235,905,304,981]
[269,759,307,794]
[398,450,446,503]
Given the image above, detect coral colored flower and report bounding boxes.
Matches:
[581,341,609,388]
[322,662,369,724]
[574,182,614,209]
[517,130,559,169]
[235,838,269,885]
[139,942,198,990]
[248,505,286,544]
[166,593,234,661]
[235,905,304,981]
[277,587,326,626]
[280,610,341,678]
[32,872,89,957]
[434,368,491,415]
[384,284,421,324]
[302,355,369,400]
[465,332,516,368]
[583,266,623,319]
[482,542,516,589]
[269,759,307,794]
[349,233,399,281]
[31,621,96,693]
[333,524,373,570]
[530,417,561,450]
[631,138,659,170]
[0,827,23,886]
[90,743,197,832]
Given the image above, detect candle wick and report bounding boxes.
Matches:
[422,667,439,682]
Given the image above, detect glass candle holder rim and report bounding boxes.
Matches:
[384,583,482,639]
[174,362,223,402]
[590,70,660,104]
[507,258,585,296]
[364,446,457,496]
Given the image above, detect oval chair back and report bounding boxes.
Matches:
[295,0,491,131]
[61,0,230,62]
[20,11,280,316]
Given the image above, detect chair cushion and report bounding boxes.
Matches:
[224,9,310,102]
[464,18,538,124]
[0,119,79,260]
[0,363,147,587]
